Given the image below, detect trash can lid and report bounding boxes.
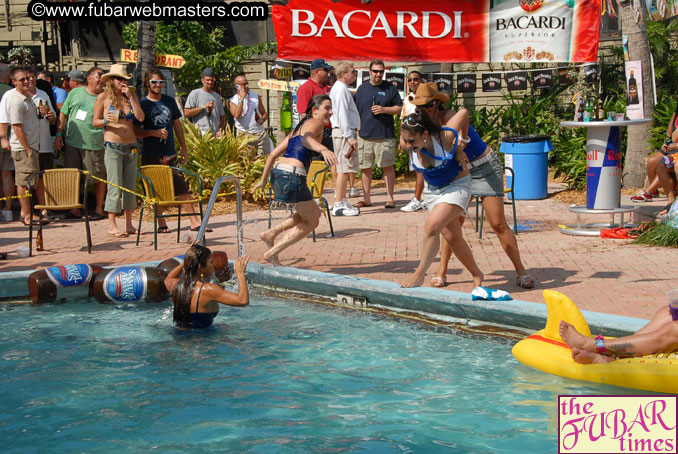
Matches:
[502,135,551,143]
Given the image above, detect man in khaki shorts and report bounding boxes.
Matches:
[54,67,106,219]
[7,67,45,226]
[329,61,360,217]
[353,59,402,209]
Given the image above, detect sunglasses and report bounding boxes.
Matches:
[92,73,104,78]
[402,115,424,129]
[407,78,420,82]
[419,100,437,109]
[149,80,165,85]
[15,77,31,83]
[352,70,358,74]
[370,69,384,74]
[111,76,126,82]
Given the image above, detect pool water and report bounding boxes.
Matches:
[0,293,629,453]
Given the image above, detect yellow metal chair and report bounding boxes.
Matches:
[137,165,204,250]
[268,160,334,242]
[27,168,92,256]
[474,166,517,239]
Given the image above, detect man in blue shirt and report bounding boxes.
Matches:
[135,68,204,233]
[354,59,402,209]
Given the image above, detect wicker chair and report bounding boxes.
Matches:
[27,168,92,256]
[267,160,334,242]
[136,165,204,250]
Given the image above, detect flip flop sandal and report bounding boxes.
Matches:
[431,276,447,287]
[157,226,171,234]
[191,226,213,232]
[516,274,535,289]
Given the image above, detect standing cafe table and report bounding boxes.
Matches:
[559,118,651,236]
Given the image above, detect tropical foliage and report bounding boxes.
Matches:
[122,21,276,96]
[181,121,266,200]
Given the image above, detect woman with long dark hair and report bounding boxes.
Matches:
[252,94,337,265]
[399,109,484,289]
[164,245,250,329]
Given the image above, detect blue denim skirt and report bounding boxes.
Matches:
[271,168,312,203]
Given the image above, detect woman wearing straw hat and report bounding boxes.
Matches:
[410,83,533,289]
[93,64,144,238]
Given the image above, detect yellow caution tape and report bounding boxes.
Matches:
[0,192,32,201]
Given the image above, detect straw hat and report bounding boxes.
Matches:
[101,64,132,83]
[412,82,449,105]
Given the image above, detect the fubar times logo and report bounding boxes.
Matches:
[559,396,677,453]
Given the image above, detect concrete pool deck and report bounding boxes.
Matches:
[0,181,675,322]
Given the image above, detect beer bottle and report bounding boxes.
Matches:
[92,266,169,304]
[28,264,103,304]
[597,99,605,121]
[280,93,292,133]
[577,100,584,122]
[583,99,593,122]
[156,250,231,283]
[628,70,639,105]
[36,229,43,251]
[37,100,44,119]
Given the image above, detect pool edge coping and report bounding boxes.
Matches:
[0,261,647,337]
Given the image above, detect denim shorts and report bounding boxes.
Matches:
[271,167,312,203]
[470,152,504,197]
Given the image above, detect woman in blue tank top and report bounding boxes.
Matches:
[399,110,484,290]
[252,95,337,265]
[413,83,533,290]
[165,244,250,329]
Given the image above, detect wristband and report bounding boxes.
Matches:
[103,118,107,126]
[594,335,606,354]
[55,132,62,137]
[201,106,206,111]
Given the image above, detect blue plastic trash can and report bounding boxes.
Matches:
[500,135,553,200]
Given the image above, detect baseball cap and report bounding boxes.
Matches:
[202,67,216,78]
[310,59,332,71]
[67,69,86,82]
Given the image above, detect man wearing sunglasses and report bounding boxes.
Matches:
[400,70,426,213]
[134,69,203,233]
[354,59,402,209]
[229,74,271,157]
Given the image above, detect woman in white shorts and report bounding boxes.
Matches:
[398,110,483,289]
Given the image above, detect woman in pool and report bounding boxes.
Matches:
[252,94,337,265]
[398,110,483,289]
[93,64,144,238]
[410,83,533,290]
[559,307,678,364]
[164,244,250,329]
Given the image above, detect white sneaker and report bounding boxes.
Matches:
[332,199,360,216]
[400,197,426,212]
[1,210,12,222]
[348,187,361,198]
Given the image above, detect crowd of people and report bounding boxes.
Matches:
[0,64,220,238]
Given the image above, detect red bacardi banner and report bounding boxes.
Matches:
[272,0,601,63]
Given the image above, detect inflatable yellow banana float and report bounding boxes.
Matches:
[512,290,678,394]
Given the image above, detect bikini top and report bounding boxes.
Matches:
[282,135,313,172]
[109,102,135,120]
[411,126,463,187]
[188,282,218,329]
[464,125,487,162]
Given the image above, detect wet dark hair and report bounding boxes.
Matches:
[400,110,440,137]
[172,244,212,327]
[291,94,331,136]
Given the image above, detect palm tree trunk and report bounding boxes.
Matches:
[136,20,157,96]
[619,3,655,188]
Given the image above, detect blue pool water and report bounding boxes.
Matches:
[0,293,630,453]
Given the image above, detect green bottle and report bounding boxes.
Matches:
[280,93,292,133]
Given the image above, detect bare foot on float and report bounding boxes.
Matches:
[259,230,276,248]
[559,321,592,350]
[571,347,614,364]
[262,251,281,266]
[399,274,425,288]
[473,272,484,289]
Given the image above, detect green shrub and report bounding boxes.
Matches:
[181,121,266,200]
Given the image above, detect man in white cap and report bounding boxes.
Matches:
[184,67,225,137]
[229,73,271,156]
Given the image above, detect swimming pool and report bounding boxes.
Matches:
[0,291,634,453]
